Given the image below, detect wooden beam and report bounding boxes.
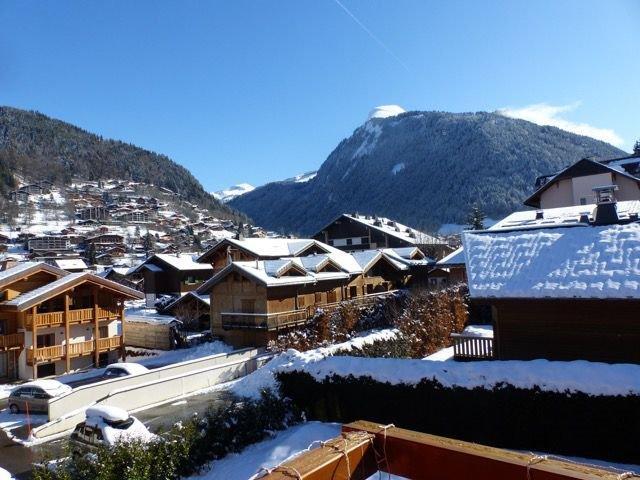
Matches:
[64,293,70,373]
[93,289,99,367]
[31,306,37,379]
[258,429,377,480]
[342,421,639,480]
[120,302,126,361]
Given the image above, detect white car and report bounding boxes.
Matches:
[69,405,155,454]
[100,362,149,379]
[0,467,15,480]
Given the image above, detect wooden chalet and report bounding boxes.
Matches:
[197,241,426,347]
[430,247,467,287]
[85,233,125,252]
[164,292,211,331]
[462,197,640,364]
[312,213,449,257]
[197,238,335,272]
[76,206,110,221]
[0,262,142,380]
[130,253,214,306]
[525,157,640,209]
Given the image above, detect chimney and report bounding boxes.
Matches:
[592,185,619,226]
[535,210,544,220]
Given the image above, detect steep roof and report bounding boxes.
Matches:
[463,222,640,300]
[131,253,213,273]
[1,272,143,311]
[524,158,640,208]
[0,262,67,289]
[436,247,465,267]
[326,214,442,245]
[197,238,332,263]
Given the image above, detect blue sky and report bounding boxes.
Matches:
[1,1,638,192]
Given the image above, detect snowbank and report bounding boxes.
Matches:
[230,329,399,399]
[462,325,493,338]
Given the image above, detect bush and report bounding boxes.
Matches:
[32,390,301,480]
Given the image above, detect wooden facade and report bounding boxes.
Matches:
[487,298,640,363]
[0,264,142,380]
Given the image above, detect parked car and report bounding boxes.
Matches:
[69,406,155,455]
[7,380,72,414]
[0,466,15,480]
[100,362,148,380]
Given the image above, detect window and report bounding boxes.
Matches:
[366,284,374,294]
[349,286,357,298]
[346,238,353,246]
[580,197,587,205]
[314,292,323,304]
[99,326,109,338]
[184,275,197,285]
[37,333,55,348]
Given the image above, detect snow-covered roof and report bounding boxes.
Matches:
[463,222,640,299]
[0,261,67,288]
[490,200,640,232]
[164,291,211,311]
[437,247,465,267]
[1,272,143,310]
[199,238,333,261]
[53,258,88,271]
[134,253,213,273]
[341,214,441,245]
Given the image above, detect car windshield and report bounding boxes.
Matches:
[104,417,135,430]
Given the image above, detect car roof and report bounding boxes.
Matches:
[14,380,72,395]
[85,405,130,423]
[106,362,148,375]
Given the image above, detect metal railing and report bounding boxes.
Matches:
[450,333,494,361]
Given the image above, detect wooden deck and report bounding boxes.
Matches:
[451,333,494,360]
[25,306,120,328]
[27,335,122,364]
[0,333,24,351]
[259,420,639,479]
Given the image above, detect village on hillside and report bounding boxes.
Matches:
[0,150,639,479]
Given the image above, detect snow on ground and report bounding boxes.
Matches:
[193,422,341,480]
[129,340,233,367]
[230,329,399,399]
[125,305,178,324]
[423,347,454,361]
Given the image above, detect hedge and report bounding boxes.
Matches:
[277,371,640,464]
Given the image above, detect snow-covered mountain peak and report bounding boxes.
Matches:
[212,183,255,203]
[367,105,406,120]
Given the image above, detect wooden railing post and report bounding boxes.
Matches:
[120,303,126,361]
[31,306,37,379]
[64,293,70,373]
[93,289,99,368]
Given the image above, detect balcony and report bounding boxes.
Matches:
[0,333,24,350]
[221,310,309,331]
[26,306,121,328]
[27,335,123,364]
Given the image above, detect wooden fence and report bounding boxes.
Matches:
[450,333,494,360]
[125,320,173,350]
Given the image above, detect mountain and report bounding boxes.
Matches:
[213,183,255,203]
[230,108,627,235]
[0,106,246,221]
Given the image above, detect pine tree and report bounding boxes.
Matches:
[633,139,640,157]
[466,204,486,230]
[143,230,155,253]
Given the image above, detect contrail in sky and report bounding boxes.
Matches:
[332,0,410,72]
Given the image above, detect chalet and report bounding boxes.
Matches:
[113,210,151,223]
[197,238,337,272]
[49,258,88,273]
[164,292,211,331]
[130,253,214,306]
[9,189,30,202]
[462,196,640,364]
[525,157,640,209]
[313,213,449,257]
[28,236,72,253]
[0,262,142,379]
[431,247,467,287]
[76,206,110,221]
[197,245,424,347]
[85,233,125,252]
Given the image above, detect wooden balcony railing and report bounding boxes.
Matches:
[318,290,397,315]
[27,345,65,364]
[26,335,122,364]
[97,335,122,351]
[26,306,121,328]
[221,310,309,331]
[0,333,24,350]
[66,339,95,357]
[451,333,494,361]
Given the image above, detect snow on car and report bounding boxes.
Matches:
[0,467,15,480]
[70,405,155,454]
[101,362,149,379]
[7,380,72,414]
